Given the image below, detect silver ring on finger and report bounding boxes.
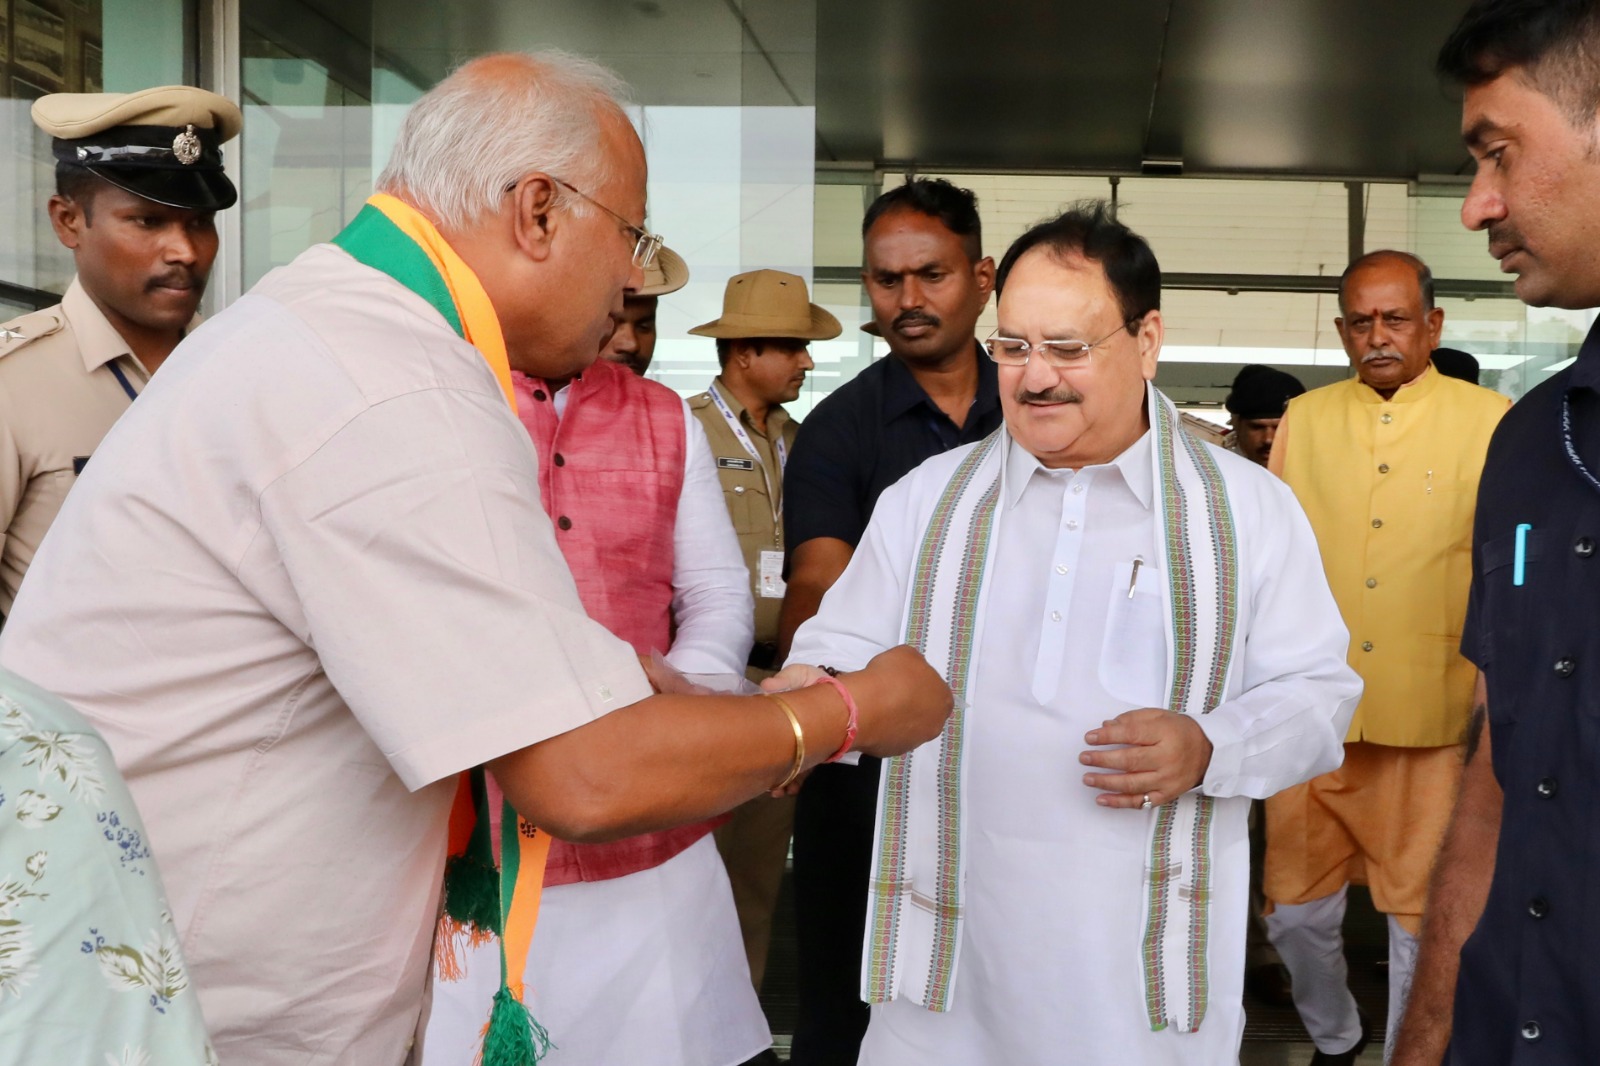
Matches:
[1141,793,1153,810]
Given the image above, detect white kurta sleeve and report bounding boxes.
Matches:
[1195,470,1363,799]
[786,470,919,673]
[663,402,756,676]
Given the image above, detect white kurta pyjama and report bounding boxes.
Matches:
[421,835,770,1066]
[789,430,1361,1066]
[420,387,769,1066]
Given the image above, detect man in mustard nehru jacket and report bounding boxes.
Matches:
[0,86,240,620]
[1263,249,1509,1065]
[688,269,841,996]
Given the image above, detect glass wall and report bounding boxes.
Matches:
[237,0,819,403]
[16,3,1578,411]
[0,0,194,316]
[808,171,1575,416]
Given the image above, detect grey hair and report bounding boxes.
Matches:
[377,50,632,231]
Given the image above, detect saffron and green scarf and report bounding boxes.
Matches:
[332,193,552,1065]
[862,384,1242,1034]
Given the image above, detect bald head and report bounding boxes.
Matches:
[377,51,633,231]
[1338,250,1434,316]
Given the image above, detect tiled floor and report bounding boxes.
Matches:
[759,876,1395,1064]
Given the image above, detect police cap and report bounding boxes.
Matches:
[33,86,242,212]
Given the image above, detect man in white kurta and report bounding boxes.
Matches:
[783,204,1361,1064]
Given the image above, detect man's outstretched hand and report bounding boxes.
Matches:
[764,646,952,760]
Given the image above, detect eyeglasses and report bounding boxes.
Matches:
[983,318,1141,368]
[551,177,663,269]
[504,175,665,269]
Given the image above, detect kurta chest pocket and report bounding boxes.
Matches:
[1098,559,1169,709]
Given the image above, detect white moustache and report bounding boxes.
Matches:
[1361,349,1402,364]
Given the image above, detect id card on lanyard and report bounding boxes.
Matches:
[108,361,140,403]
[710,385,788,598]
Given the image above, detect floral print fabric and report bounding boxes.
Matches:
[0,670,216,1065]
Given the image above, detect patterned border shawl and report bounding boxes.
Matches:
[861,384,1242,1033]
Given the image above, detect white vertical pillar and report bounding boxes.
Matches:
[199,0,243,311]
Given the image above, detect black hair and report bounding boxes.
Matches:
[1337,250,1436,314]
[1438,0,1600,126]
[861,178,983,261]
[994,200,1161,328]
[54,162,106,222]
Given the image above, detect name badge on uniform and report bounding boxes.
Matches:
[758,549,786,599]
[718,456,756,471]
[73,456,92,475]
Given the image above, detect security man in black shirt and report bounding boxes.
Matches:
[1395,4,1600,1064]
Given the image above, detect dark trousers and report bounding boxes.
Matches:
[788,756,881,1066]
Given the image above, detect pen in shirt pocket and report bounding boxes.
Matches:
[1514,523,1532,586]
[1128,556,1144,599]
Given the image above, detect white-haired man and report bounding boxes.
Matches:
[773,202,1361,1064]
[0,52,951,1066]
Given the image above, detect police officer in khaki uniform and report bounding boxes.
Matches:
[688,269,841,996]
[0,86,241,619]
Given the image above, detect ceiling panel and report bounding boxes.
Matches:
[817,0,1173,166]
[818,0,1479,179]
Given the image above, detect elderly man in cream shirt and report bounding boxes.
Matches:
[777,202,1361,1065]
[0,53,952,1066]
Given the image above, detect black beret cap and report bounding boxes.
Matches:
[1225,364,1306,419]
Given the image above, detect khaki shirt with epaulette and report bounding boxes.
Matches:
[688,379,798,645]
[0,277,154,616]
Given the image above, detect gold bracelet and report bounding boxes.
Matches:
[767,694,805,791]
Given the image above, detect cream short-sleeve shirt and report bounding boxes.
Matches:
[0,243,651,1066]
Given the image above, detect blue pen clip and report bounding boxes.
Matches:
[1514,523,1533,586]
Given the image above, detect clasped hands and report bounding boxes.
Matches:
[645,652,1207,809]
[1079,708,1214,809]
[759,647,953,797]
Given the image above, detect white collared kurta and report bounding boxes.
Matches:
[789,430,1360,1065]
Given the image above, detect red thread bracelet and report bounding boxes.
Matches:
[810,673,859,762]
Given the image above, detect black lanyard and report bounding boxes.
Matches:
[107,361,139,403]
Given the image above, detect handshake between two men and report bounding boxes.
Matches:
[761,654,1215,807]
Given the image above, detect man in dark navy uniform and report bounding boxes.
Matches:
[1395,3,1600,1063]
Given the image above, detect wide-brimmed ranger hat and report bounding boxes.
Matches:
[33,85,243,212]
[637,245,689,297]
[689,269,841,340]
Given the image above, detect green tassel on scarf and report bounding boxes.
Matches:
[483,985,554,1065]
[443,769,503,936]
